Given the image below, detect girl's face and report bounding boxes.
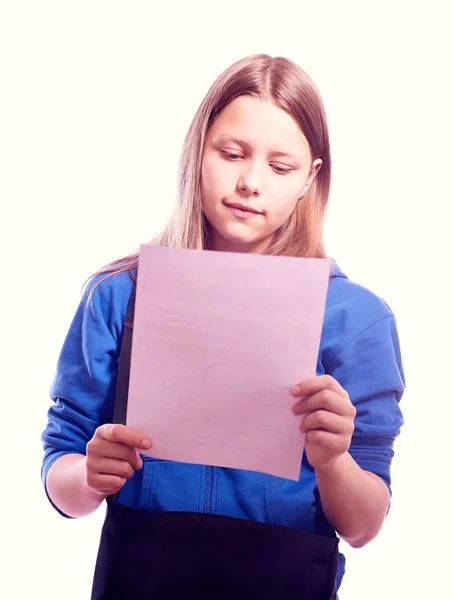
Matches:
[201,95,321,253]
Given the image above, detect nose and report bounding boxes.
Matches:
[238,165,261,196]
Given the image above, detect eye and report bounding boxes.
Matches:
[222,151,243,160]
[221,150,292,174]
[272,165,292,174]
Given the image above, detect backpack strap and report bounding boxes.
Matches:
[112,283,136,425]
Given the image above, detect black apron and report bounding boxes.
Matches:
[91,283,339,600]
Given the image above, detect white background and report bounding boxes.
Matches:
[1,1,453,598]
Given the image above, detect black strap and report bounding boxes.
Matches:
[313,487,325,535]
[112,284,326,534]
[113,284,136,424]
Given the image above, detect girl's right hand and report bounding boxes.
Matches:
[86,424,152,496]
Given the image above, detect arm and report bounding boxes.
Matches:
[46,425,151,518]
[315,453,390,547]
[46,454,106,518]
[41,273,135,517]
[292,316,405,547]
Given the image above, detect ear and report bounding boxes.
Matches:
[299,158,323,198]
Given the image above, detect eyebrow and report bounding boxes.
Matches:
[214,134,301,161]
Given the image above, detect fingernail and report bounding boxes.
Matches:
[291,385,300,395]
[141,439,152,449]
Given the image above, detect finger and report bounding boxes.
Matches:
[93,457,136,480]
[96,440,143,469]
[87,473,128,496]
[99,424,152,450]
[305,429,348,451]
[300,409,354,435]
[293,389,356,417]
[291,375,348,399]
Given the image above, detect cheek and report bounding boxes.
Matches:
[200,162,214,209]
[269,183,301,222]
[201,160,231,205]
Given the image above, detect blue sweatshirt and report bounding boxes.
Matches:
[41,262,405,591]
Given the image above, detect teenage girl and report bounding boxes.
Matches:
[41,54,405,599]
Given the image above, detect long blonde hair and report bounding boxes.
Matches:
[91,53,331,281]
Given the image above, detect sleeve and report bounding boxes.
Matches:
[324,315,405,495]
[41,276,126,515]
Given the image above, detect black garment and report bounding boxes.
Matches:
[91,283,339,599]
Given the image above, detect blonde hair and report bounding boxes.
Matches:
[90,53,331,283]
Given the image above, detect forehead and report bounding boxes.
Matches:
[209,95,309,156]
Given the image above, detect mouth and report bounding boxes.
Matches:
[223,201,263,220]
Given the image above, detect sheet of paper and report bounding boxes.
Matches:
[126,245,331,481]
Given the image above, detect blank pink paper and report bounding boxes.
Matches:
[126,245,331,481]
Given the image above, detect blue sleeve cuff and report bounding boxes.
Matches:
[349,454,392,496]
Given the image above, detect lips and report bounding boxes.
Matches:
[225,202,261,214]
[224,202,263,220]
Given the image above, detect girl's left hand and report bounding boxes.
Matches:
[291,375,356,471]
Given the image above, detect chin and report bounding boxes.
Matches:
[215,229,268,253]
[204,214,270,252]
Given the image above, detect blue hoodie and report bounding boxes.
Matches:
[41,262,405,591]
